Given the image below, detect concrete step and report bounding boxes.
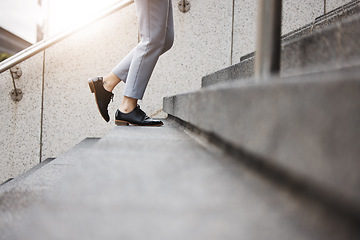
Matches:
[0,138,99,240]
[282,0,360,42]
[164,66,360,219]
[6,119,360,239]
[0,158,54,187]
[202,2,360,88]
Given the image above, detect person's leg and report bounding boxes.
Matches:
[111,1,173,88]
[111,47,137,85]
[109,0,173,97]
[103,72,121,92]
[101,45,137,93]
[162,0,174,54]
[114,0,173,126]
[91,0,173,124]
[119,95,138,113]
[122,0,172,102]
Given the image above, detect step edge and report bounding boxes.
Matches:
[164,67,360,217]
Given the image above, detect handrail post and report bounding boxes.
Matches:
[255,0,282,80]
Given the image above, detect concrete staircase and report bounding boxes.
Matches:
[1,1,360,240]
[202,0,360,87]
[1,119,359,240]
[161,1,360,238]
[0,138,99,239]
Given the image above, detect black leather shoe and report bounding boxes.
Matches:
[88,77,114,122]
[115,105,163,126]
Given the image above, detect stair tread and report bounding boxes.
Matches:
[7,119,360,239]
[164,66,360,216]
[0,137,99,239]
[0,158,54,188]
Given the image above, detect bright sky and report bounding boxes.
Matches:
[0,0,120,43]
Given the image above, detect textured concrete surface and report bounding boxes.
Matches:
[282,0,360,42]
[281,1,324,37]
[203,9,360,87]
[0,158,54,188]
[232,0,257,64]
[0,138,99,240]
[327,0,353,13]
[0,53,43,184]
[282,11,360,77]
[0,0,356,198]
[164,67,360,213]
[202,57,254,87]
[232,0,324,63]
[231,0,356,63]
[4,119,360,240]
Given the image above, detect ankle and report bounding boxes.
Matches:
[119,105,135,114]
[103,78,114,92]
[119,96,138,113]
[103,73,121,92]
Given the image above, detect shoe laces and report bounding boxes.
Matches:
[137,105,150,120]
[106,93,114,104]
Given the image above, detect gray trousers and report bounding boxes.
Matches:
[112,0,174,100]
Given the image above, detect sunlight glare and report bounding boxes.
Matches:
[48,0,118,37]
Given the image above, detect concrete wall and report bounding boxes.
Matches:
[327,0,351,11]
[0,0,353,183]
[0,54,43,183]
[0,6,138,183]
[232,0,351,62]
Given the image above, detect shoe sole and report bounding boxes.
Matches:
[88,78,109,122]
[115,119,163,127]
[88,78,95,93]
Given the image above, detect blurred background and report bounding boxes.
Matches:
[0,0,118,60]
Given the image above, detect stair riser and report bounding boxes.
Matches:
[282,16,360,77]
[202,14,360,87]
[165,68,360,212]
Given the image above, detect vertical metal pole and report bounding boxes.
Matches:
[9,70,18,96]
[255,0,282,80]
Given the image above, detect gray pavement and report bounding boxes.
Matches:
[4,119,360,240]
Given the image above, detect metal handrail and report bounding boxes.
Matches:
[255,0,282,79]
[0,0,134,74]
